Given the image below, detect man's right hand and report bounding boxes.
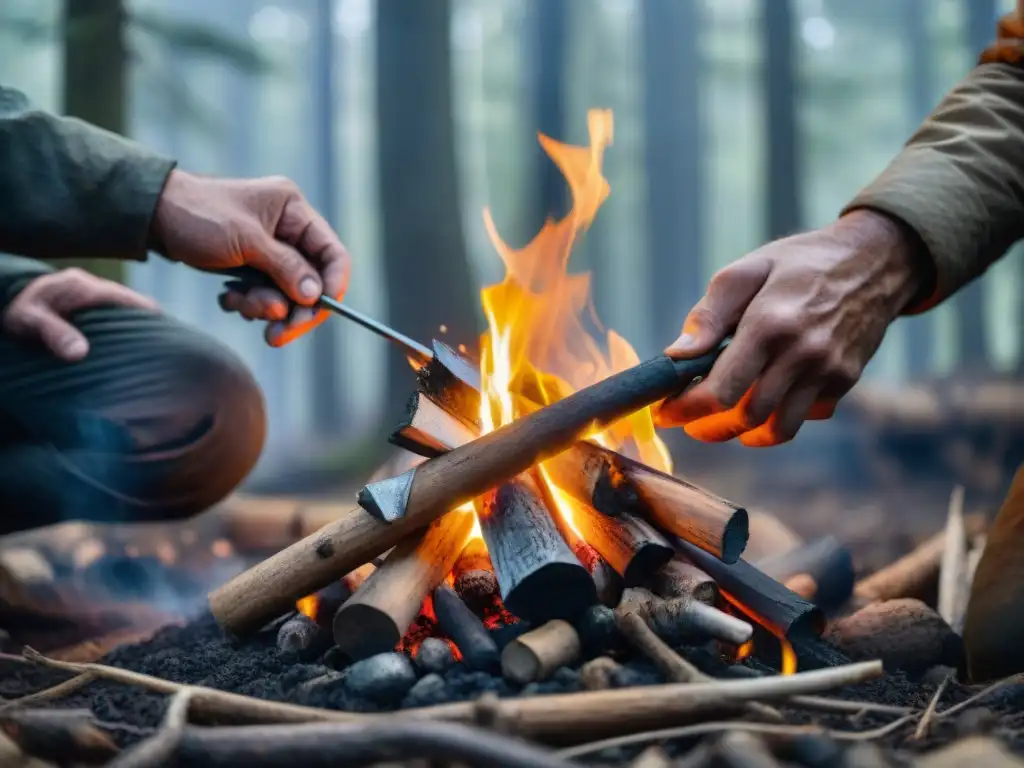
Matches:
[657,209,933,446]
[150,170,351,347]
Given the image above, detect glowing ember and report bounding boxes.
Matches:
[720,589,798,675]
[296,594,318,620]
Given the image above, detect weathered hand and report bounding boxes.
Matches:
[150,170,351,347]
[656,210,931,446]
[2,268,158,362]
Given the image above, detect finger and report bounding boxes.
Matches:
[742,351,811,429]
[658,313,770,425]
[18,305,90,361]
[50,279,158,314]
[265,306,323,347]
[665,256,771,358]
[739,384,821,447]
[808,399,837,421]
[231,286,290,322]
[245,235,322,307]
[278,198,351,301]
[681,388,759,442]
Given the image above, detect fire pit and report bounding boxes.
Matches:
[1,111,1023,768]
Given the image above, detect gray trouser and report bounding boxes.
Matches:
[0,260,266,534]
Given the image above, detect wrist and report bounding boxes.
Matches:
[147,168,188,258]
[833,208,936,314]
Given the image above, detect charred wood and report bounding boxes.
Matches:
[332,508,475,660]
[616,587,752,646]
[433,583,500,673]
[647,554,717,605]
[478,478,596,623]
[277,614,331,660]
[755,536,854,615]
[501,620,582,685]
[675,540,825,639]
[451,539,499,616]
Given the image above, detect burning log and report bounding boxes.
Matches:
[450,539,499,616]
[433,583,500,672]
[211,345,721,636]
[0,708,118,765]
[675,540,825,639]
[853,514,987,605]
[616,587,753,646]
[501,620,582,685]
[647,554,717,605]
[332,508,475,660]
[477,478,596,623]
[754,537,855,615]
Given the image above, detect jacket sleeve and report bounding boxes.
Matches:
[0,84,177,263]
[842,62,1024,311]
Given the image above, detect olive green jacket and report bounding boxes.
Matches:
[0,84,175,303]
[845,61,1024,310]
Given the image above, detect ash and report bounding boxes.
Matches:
[5,612,1024,761]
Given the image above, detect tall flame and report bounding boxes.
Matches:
[477,109,671,478]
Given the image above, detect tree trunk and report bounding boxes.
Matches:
[376,0,479,415]
[642,0,705,346]
[901,0,935,378]
[523,0,570,234]
[61,0,128,283]
[762,0,802,240]
[955,0,996,369]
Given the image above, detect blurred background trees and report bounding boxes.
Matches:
[1,0,1021,485]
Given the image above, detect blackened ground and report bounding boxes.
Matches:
[2,611,1024,763]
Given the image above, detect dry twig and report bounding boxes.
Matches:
[0,672,96,712]
[913,673,952,740]
[934,673,1024,721]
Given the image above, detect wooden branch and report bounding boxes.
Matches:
[616,588,753,646]
[647,554,717,605]
[853,514,986,604]
[501,620,582,685]
[674,540,825,639]
[0,708,118,765]
[332,508,475,659]
[478,478,596,623]
[433,583,500,673]
[754,537,854,615]
[937,485,967,629]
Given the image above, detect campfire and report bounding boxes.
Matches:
[0,111,1013,767]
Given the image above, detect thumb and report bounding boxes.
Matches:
[22,306,90,362]
[247,235,322,306]
[665,257,771,358]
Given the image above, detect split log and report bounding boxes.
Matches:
[675,540,825,638]
[647,555,717,605]
[433,583,500,672]
[853,514,987,604]
[332,508,475,660]
[937,485,968,629]
[616,587,753,646]
[416,339,483,422]
[477,478,596,623]
[754,536,854,614]
[501,620,582,685]
[543,443,748,563]
[0,708,118,764]
[397,387,675,585]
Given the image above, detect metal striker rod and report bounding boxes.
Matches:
[317,294,433,362]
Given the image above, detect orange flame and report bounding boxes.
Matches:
[296,594,318,621]
[476,109,671,534]
[720,589,797,676]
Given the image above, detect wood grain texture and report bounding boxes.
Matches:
[332,508,475,659]
[501,619,581,685]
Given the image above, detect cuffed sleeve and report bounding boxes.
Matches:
[842,63,1024,311]
[0,85,177,263]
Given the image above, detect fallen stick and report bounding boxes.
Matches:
[477,478,596,623]
[433,583,500,673]
[647,554,717,605]
[674,541,824,638]
[937,486,967,629]
[210,347,722,637]
[0,708,118,764]
[501,620,582,685]
[853,514,986,605]
[755,537,855,615]
[333,508,475,659]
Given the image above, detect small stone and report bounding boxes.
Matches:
[276,614,329,660]
[402,673,448,708]
[771,733,841,768]
[342,652,417,706]
[521,682,544,696]
[580,656,621,691]
[574,604,622,657]
[414,637,454,675]
[954,707,998,738]
[840,742,890,768]
[552,666,580,689]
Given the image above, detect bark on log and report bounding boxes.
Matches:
[853,514,986,604]
[675,541,824,638]
[0,708,118,764]
[332,508,475,660]
[501,620,582,685]
[755,536,854,615]
[433,583,500,672]
[647,554,717,605]
[478,479,596,623]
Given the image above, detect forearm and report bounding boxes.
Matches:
[0,85,176,262]
[842,62,1024,310]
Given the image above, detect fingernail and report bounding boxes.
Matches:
[63,337,88,359]
[666,333,695,354]
[299,276,321,301]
